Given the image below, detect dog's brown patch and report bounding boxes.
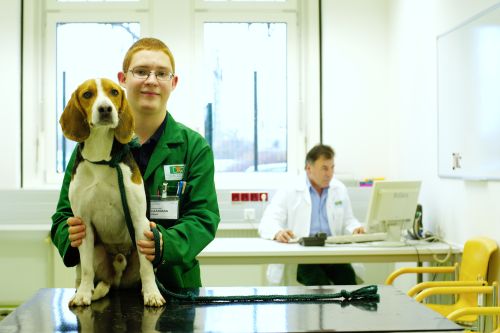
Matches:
[122,152,143,185]
[59,80,96,142]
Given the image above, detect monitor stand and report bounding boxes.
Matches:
[372,220,407,247]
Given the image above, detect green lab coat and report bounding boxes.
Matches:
[51,112,220,288]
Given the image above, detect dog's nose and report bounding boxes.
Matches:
[98,105,112,114]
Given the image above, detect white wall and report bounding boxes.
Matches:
[321,0,500,259]
[321,0,395,179]
[0,0,21,188]
[387,0,442,234]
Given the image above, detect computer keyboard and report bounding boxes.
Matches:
[325,232,387,244]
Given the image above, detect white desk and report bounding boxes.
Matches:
[197,238,462,265]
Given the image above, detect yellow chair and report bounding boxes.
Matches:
[442,282,500,332]
[386,236,498,320]
[448,306,500,333]
[416,283,497,324]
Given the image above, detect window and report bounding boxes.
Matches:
[203,22,287,172]
[194,0,312,187]
[23,0,148,186]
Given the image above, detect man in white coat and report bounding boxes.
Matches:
[258,144,364,285]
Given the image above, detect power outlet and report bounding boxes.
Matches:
[243,208,256,221]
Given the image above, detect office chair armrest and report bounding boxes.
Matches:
[408,280,487,297]
[415,285,494,303]
[385,264,458,285]
[447,306,500,321]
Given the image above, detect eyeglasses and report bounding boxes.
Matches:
[128,67,175,81]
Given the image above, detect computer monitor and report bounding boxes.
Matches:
[365,180,422,245]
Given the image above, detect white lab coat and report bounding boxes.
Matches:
[258,175,364,284]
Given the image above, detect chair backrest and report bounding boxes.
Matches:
[459,237,498,282]
[457,236,498,307]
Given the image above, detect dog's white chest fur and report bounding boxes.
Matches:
[69,161,135,248]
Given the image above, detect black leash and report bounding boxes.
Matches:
[156,284,380,304]
[85,142,380,305]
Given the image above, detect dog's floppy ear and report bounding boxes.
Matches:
[59,90,90,142]
[114,90,134,144]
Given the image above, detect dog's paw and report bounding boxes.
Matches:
[144,305,164,316]
[143,290,166,307]
[70,306,91,317]
[69,290,93,307]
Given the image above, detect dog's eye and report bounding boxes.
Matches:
[110,89,119,96]
[82,91,93,99]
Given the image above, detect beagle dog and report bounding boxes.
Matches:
[60,78,165,307]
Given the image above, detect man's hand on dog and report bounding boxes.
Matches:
[68,217,86,248]
[68,218,162,263]
[137,222,163,262]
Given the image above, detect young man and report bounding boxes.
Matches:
[258,144,364,285]
[51,37,220,288]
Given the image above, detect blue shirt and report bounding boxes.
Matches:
[307,177,332,236]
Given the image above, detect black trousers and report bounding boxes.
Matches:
[296,263,357,285]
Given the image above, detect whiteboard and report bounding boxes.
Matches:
[437,3,500,180]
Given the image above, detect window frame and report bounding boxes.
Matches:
[45,0,149,11]
[23,0,150,187]
[194,0,297,11]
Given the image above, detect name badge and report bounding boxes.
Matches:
[164,164,184,181]
[150,198,179,220]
